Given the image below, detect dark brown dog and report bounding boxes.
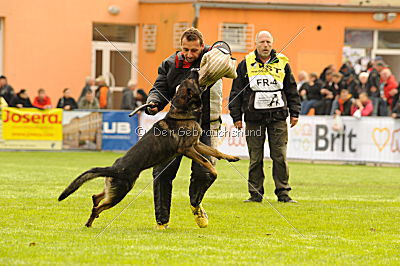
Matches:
[58,71,239,227]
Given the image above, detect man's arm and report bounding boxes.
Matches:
[146,59,172,114]
[283,63,301,125]
[229,60,246,127]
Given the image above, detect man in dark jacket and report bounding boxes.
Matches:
[9,89,33,108]
[145,27,215,230]
[0,75,15,105]
[57,88,78,110]
[229,30,301,203]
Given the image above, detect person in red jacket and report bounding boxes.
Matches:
[33,88,52,109]
[351,92,373,117]
[380,68,398,110]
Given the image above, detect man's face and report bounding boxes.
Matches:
[359,75,368,84]
[64,90,71,98]
[181,38,204,63]
[0,78,6,86]
[332,76,341,84]
[39,91,45,99]
[359,93,368,103]
[340,90,349,101]
[85,92,94,101]
[381,71,390,81]
[256,33,273,59]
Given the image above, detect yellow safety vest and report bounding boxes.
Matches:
[245,51,288,110]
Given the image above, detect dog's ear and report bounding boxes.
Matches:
[190,68,200,83]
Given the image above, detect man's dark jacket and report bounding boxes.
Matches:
[229,49,300,123]
[146,46,211,126]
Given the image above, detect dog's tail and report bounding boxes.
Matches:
[58,167,116,201]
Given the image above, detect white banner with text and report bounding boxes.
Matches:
[139,113,400,164]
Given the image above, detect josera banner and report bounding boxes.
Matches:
[102,111,139,150]
[2,107,63,140]
[0,107,62,150]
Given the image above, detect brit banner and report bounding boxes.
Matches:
[139,113,400,164]
[215,115,400,164]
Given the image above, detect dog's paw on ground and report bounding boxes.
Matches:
[227,156,240,162]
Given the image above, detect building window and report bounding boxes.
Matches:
[344,30,373,49]
[378,31,400,49]
[93,23,135,43]
[219,23,254,53]
[143,24,157,52]
[173,22,190,50]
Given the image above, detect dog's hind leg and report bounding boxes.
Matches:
[85,201,114,227]
[92,191,105,207]
[182,147,218,177]
[85,179,133,227]
[194,142,240,162]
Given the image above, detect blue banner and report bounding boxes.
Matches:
[102,111,139,150]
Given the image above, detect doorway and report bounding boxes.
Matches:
[91,24,137,109]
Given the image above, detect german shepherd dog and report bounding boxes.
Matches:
[58,71,239,227]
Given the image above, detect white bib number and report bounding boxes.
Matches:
[254,91,285,109]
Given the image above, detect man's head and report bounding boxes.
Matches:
[339,88,350,101]
[298,71,308,82]
[358,72,369,85]
[359,92,369,103]
[95,76,106,86]
[127,80,136,90]
[255,31,274,60]
[374,60,387,73]
[63,88,71,98]
[85,76,95,86]
[309,72,318,82]
[135,89,147,102]
[18,89,28,99]
[85,90,94,102]
[0,75,7,86]
[38,88,46,99]
[332,72,343,84]
[325,70,333,82]
[380,68,392,81]
[180,27,204,63]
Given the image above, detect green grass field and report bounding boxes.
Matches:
[0,151,399,265]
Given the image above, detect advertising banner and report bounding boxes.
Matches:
[102,111,139,151]
[215,115,400,164]
[2,107,62,140]
[0,107,62,150]
[139,113,400,164]
[62,111,102,150]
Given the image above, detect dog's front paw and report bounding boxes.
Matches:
[227,156,240,162]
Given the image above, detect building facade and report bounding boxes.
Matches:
[1,0,400,112]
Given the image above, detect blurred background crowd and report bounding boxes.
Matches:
[1,56,399,119]
[297,57,400,119]
[0,75,148,112]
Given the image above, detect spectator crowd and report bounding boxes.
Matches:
[0,75,147,112]
[298,58,400,119]
[1,58,400,119]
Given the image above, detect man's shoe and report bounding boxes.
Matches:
[278,195,297,203]
[243,196,262,203]
[155,223,169,230]
[190,204,208,228]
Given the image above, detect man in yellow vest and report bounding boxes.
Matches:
[229,31,301,203]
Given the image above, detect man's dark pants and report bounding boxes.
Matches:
[245,120,291,199]
[152,129,214,225]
